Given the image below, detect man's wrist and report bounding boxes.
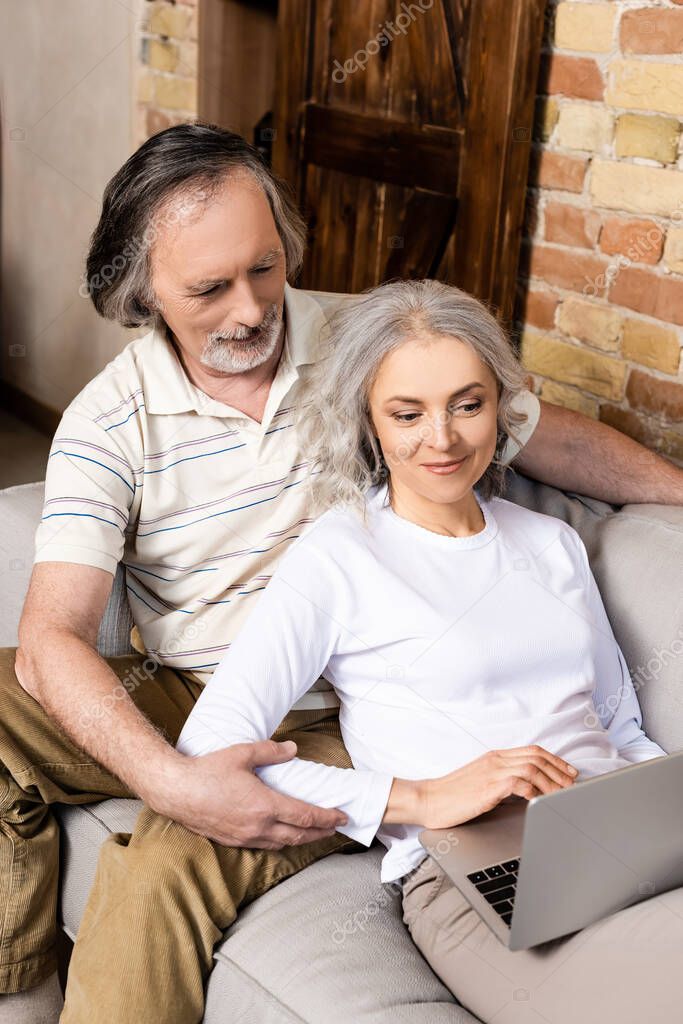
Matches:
[138,748,189,814]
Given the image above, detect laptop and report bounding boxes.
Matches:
[418,750,683,951]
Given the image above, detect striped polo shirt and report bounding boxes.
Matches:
[33,283,541,710]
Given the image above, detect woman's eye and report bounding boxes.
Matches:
[251,265,274,275]
[457,401,482,414]
[393,412,421,423]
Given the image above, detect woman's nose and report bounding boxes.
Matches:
[425,414,459,450]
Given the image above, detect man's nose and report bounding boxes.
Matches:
[230,280,264,328]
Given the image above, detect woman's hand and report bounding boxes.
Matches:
[418,745,579,830]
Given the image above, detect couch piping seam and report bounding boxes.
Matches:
[209,956,307,1023]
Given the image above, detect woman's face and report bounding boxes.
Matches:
[367,333,500,506]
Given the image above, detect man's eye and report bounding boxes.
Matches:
[197,284,222,297]
[251,264,275,275]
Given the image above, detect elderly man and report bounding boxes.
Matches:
[1,123,681,1024]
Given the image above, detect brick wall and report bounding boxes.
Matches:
[520,0,683,464]
[136,0,199,141]
[131,0,682,463]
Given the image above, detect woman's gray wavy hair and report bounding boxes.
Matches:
[297,279,531,518]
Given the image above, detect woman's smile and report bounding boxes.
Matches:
[420,456,470,475]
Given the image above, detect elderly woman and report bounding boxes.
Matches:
[177,279,676,1023]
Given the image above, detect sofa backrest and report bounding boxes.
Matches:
[505,472,683,755]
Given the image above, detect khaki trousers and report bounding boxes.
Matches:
[401,854,683,1024]
[0,649,363,1022]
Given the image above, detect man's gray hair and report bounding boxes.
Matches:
[297,279,532,517]
[84,122,307,328]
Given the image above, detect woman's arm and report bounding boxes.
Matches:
[176,539,399,846]
[573,531,668,762]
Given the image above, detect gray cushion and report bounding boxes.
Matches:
[0,480,133,656]
[55,801,476,1023]
[0,482,45,647]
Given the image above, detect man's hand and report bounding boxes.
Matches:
[152,740,349,849]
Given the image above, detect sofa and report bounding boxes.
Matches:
[1,473,682,1023]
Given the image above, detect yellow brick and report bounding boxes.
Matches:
[591,160,683,218]
[615,114,680,165]
[536,97,559,142]
[607,59,683,118]
[150,2,192,39]
[663,227,683,275]
[188,7,198,42]
[148,38,179,73]
[137,71,155,104]
[540,379,599,417]
[622,318,681,374]
[555,3,616,53]
[556,103,613,153]
[557,297,622,351]
[179,41,198,76]
[154,75,198,113]
[135,105,149,147]
[521,331,626,400]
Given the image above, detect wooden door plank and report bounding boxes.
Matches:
[302,103,463,193]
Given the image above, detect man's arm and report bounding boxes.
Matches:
[510,398,683,506]
[15,561,347,849]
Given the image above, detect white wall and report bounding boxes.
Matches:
[1,0,140,413]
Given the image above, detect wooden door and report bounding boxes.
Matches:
[272,0,546,322]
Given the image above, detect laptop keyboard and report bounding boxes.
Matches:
[466,859,520,927]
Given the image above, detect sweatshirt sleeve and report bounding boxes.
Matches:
[573,531,668,763]
[175,535,394,847]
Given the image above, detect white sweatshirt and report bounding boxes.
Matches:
[176,484,666,883]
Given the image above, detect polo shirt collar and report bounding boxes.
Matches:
[143,282,330,416]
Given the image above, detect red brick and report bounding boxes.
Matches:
[531,150,588,193]
[599,404,683,460]
[600,217,664,266]
[609,267,683,327]
[620,9,683,54]
[544,55,605,101]
[529,244,610,297]
[626,369,683,421]
[545,202,601,249]
[523,288,559,329]
[599,404,653,445]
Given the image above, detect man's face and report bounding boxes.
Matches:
[149,172,287,374]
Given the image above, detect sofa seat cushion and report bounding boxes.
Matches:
[55,800,479,1023]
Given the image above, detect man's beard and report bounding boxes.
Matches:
[200,303,283,373]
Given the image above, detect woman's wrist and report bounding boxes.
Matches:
[382,777,428,825]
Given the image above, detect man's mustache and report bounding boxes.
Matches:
[207,305,280,343]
